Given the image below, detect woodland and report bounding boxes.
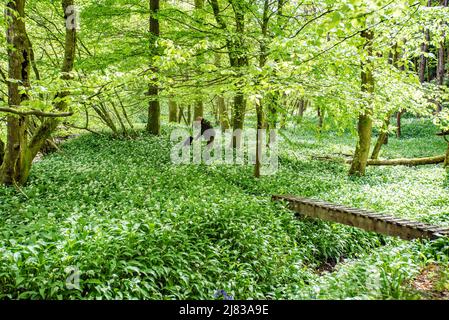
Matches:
[1,0,449,300]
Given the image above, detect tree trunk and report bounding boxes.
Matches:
[169,100,177,123]
[187,105,192,123]
[0,0,31,185]
[194,100,203,120]
[255,99,264,178]
[444,143,449,168]
[349,30,374,176]
[419,1,432,83]
[437,0,448,112]
[147,0,160,135]
[419,31,430,83]
[371,113,391,160]
[177,106,184,123]
[0,0,77,186]
[396,110,405,138]
[317,107,323,130]
[0,138,4,166]
[210,0,248,139]
[218,96,229,131]
[297,99,307,121]
[254,0,271,177]
[28,0,77,163]
[419,0,432,83]
[352,155,446,166]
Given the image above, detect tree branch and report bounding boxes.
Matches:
[0,107,74,118]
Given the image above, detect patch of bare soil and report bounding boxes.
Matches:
[411,264,449,300]
[316,257,346,275]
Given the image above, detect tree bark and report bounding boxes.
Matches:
[147,0,160,135]
[28,0,77,160]
[445,143,449,168]
[0,0,31,185]
[317,107,324,130]
[187,105,192,124]
[194,100,203,120]
[396,110,405,138]
[0,0,77,186]
[255,0,270,178]
[437,0,448,112]
[297,99,307,121]
[419,0,432,83]
[349,30,374,176]
[371,113,392,160]
[351,155,446,166]
[210,0,248,140]
[0,138,4,166]
[169,100,178,123]
[217,96,229,131]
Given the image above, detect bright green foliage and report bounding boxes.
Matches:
[0,119,448,299]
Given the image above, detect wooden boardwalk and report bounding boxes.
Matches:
[272,195,449,241]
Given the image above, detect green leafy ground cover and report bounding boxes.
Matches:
[0,118,448,299]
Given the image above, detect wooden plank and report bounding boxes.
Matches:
[272,195,449,241]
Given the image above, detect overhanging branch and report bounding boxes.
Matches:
[0,107,74,118]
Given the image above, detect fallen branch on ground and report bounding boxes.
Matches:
[346,155,445,166]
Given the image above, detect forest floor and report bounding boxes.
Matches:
[0,117,448,299]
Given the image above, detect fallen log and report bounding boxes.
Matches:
[272,195,449,240]
[346,155,445,166]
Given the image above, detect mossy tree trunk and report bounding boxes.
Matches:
[217,96,229,132]
[0,0,77,186]
[349,30,374,177]
[194,100,203,120]
[0,0,32,185]
[169,100,178,123]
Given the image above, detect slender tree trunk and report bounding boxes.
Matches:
[29,0,77,156]
[444,143,449,168]
[255,100,263,178]
[169,100,177,123]
[419,0,432,83]
[349,30,374,176]
[210,0,248,141]
[0,0,77,185]
[317,107,324,130]
[0,138,4,166]
[187,105,192,124]
[218,96,229,131]
[297,99,307,121]
[193,0,204,121]
[231,7,248,139]
[255,0,270,178]
[437,0,448,112]
[396,109,406,138]
[177,106,184,123]
[147,0,160,135]
[194,100,203,119]
[215,53,229,131]
[371,113,392,160]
